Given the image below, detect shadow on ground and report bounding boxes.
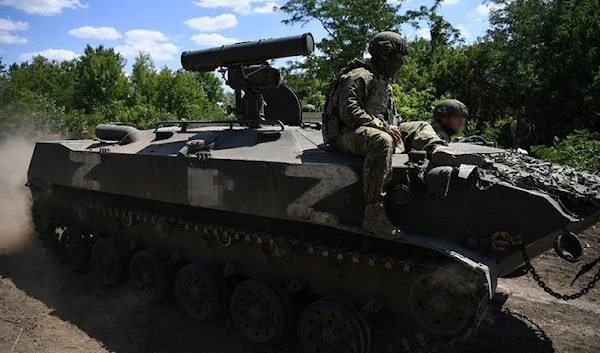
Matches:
[0,241,554,353]
[0,242,254,353]
[447,293,554,353]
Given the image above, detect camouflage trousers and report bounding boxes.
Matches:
[334,121,445,203]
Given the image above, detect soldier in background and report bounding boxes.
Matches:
[431,99,469,143]
[498,117,536,150]
[323,32,483,240]
[513,117,535,150]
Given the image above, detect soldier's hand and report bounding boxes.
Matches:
[389,125,402,142]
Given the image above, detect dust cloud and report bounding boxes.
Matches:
[0,137,36,252]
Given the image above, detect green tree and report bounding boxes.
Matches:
[130,52,157,105]
[486,0,600,142]
[279,0,464,118]
[153,67,222,120]
[0,58,6,105]
[2,57,62,101]
[153,66,175,113]
[281,64,327,110]
[405,0,461,57]
[195,72,225,104]
[73,45,129,113]
[281,0,406,80]
[0,45,226,137]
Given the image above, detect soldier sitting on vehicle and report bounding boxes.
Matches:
[322,32,484,240]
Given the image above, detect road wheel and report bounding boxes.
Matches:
[92,238,124,286]
[298,298,367,353]
[230,279,290,346]
[130,250,168,304]
[175,263,223,321]
[62,228,90,273]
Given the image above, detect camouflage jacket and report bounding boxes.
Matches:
[431,121,452,143]
[323,61,396,145]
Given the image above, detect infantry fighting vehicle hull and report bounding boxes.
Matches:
[27,34,600,353]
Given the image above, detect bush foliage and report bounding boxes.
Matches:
[532,132,600,172]
[0,47,225,138]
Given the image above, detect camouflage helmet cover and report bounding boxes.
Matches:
[433,99,468,121]
[368,31,410,57]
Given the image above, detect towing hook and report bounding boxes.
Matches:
[491,231,522,251]
[554,231,583,263]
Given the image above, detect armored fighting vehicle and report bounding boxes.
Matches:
[27,33,600,353]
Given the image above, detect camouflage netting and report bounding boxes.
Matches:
[483,152,600,206]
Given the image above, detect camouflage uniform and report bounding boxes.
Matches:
[429,99,485,167]
[431,120,452,143]
[328,64,445,203]
[322,33,484,240]
[323,31,466,240]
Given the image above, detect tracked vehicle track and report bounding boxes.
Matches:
[33,195,489,353]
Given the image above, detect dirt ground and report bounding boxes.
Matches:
[0,229,599,353]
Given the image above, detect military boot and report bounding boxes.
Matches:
[362,202,403,240]
[431,146,484,167]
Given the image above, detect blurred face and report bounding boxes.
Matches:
[386,53,406,75]
[395,53,406,64]
[441,115,466,135]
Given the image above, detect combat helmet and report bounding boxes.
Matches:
[368,31,409,77]
[368,31,410,57]
[433,99,468,121]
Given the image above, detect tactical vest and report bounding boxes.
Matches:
[322,61,394,147]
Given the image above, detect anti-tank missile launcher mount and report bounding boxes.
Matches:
[27,32,600,353]
[181,33,315,125]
